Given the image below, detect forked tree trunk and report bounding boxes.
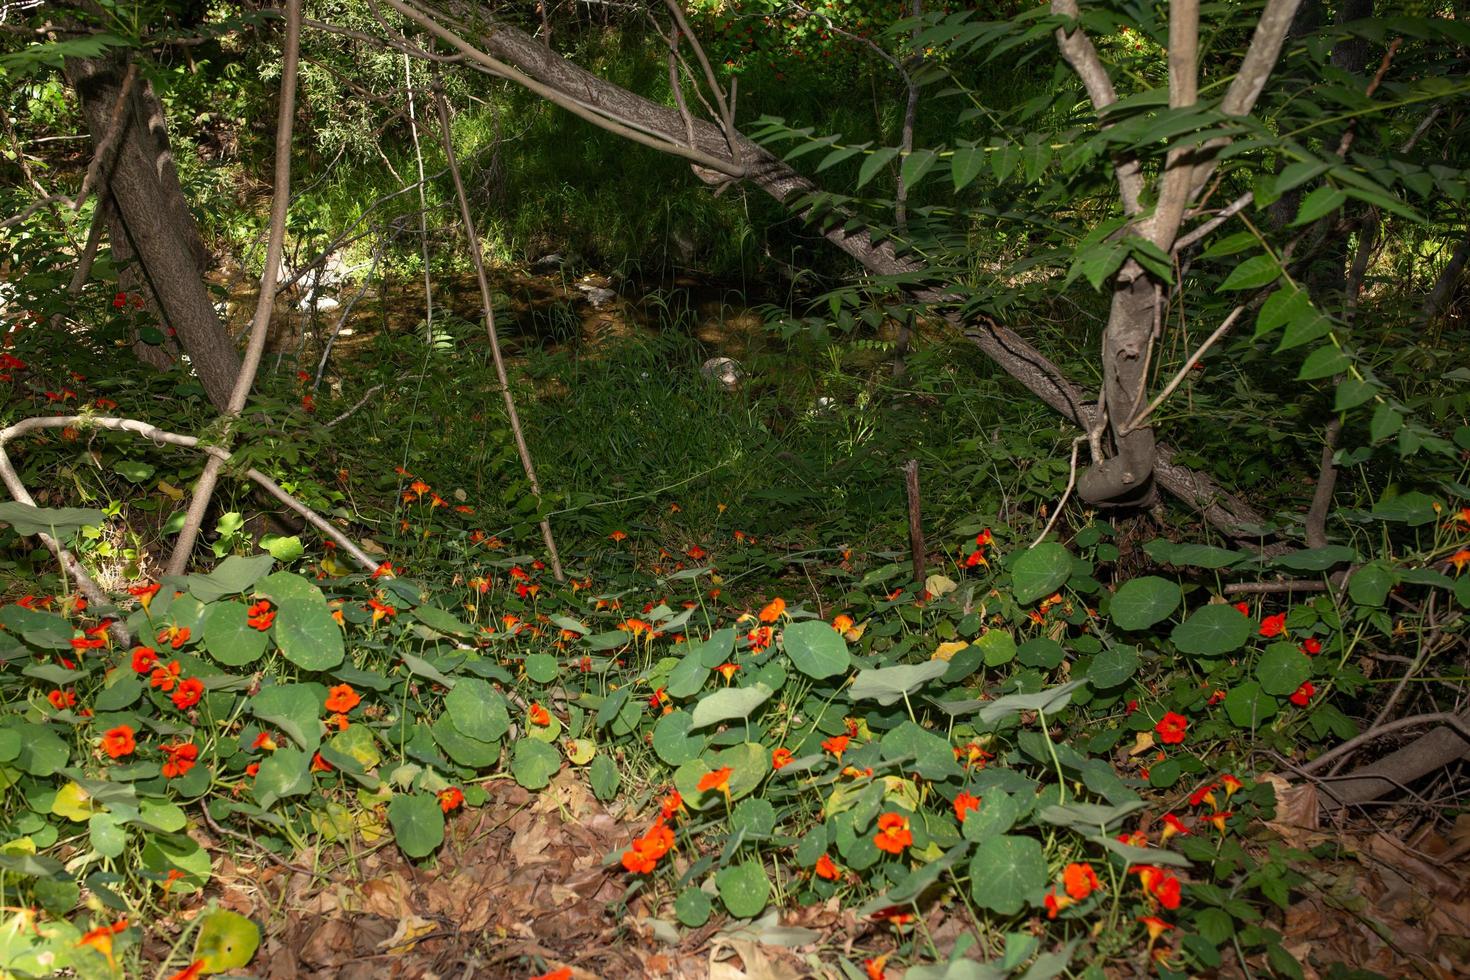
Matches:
[63,54,240,410]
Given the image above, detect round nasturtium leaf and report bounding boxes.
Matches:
[524,653,559,684]
[1171,604,1253,656]
[652,710,706,766]
[674,887,712,927]
[565,738,596,765]
[974,629,1017,667]
[1256,643,1312,696]
[1087,645,1140,689]
[716,860,770,919]
[968,834,1046,915]
[510,738,561,790]
[387,792,445,859]
[443,678,510,743]
[1109,576,1182,630]
[194,908,261,973]
[781,619,850,679]
[1010,542,1073,605]
[203,601,269,667]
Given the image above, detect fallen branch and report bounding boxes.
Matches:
[1301,711,1470,776]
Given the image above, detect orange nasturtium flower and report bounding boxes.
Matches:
[696,766,733,801]
[813,854,841,880]
[953,791,981,823]
[438,787,465,813]
[1160,812,1189,842]
[758,597,786,623]
[528,703,552,726]
[160,742,199,779]
[714,662,739,684]
[157,624,191,649]
[659,791,686,820]
[1043,889,1073,919]
[310,752,333,773]
[1220,774,1244,799]
[252,731,278,752]
[167,961,207,980]
[531,968,572,980]
[620,818,675,874]
[324,684,361,713]
[831,613,854,633]
[149,660,181,692]
[171,677,204,710]
[246,600,275,631]
[101,725,136,759]
[873,812,912,854]
[771,747,794,770]
[1451,549,1470,574]
[47,689,76,710]
[821,734,850,761]
[1139,915,1174,945]
[1063,862,1101,900]
[367,597,397,623]
[608,530,628,542]
[131,646,158,674]
[77,918,128,969]
[128,582,161,609]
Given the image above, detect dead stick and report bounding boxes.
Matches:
[904,459,925,586]
[431,81,564,582]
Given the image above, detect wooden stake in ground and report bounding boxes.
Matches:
[431,83,564,582]
[904,459,925,587]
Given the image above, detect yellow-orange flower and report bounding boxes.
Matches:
[821,734,850,761]
[101,725,135,759]
[77,918,127,969]
[697,766,733,797]
[324,684,360,713]
[758,597,786,623]
[814,854,841,880]
[529,703,551,726]
[1062,862,1100,900]
[772,747,794,769]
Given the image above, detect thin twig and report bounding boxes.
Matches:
[1120,305,1245,435]
[324,384,388,428]
[166,0,303,577]
[1030,437,1085,549]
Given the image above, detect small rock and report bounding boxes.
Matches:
[700,356,744,392]
[576,284,617,308]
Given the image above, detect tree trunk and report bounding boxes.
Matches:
[63,54,240,410]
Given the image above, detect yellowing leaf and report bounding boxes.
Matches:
[380,914,437,955]
[931,641,970,662]
[842,621,867,642]
[565,738,596,765]
[156,480,185,501]
[1129,731,1156,756]
[193,907,260,973]
[925,574,958,597]
[52,782,99,822]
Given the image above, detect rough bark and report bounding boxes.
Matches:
[1319,706,1470,811]
[464,17,1270,538]
[63,54,240,411]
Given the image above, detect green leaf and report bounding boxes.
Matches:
[689,684,773,729]
[259,574,343,671]
[1219,254,1281,291]
[1011,542,1073,604]
[782,619,850,679]
[114,461,156,483]
[260,534,304,561]
[1257,643,1311,696]
[88,812,126,858]
[675,887,712,927]
[652,710,707,766]
[1368,403,1403,443]
[1297,345,1348,381]
[951,145,985,190]
[523,653,558,684]
[194,908,260,974]
[431,714,501,767]
[1370,491,1435,525]
[857,147,899,189]
[1275,160,1330,195]
[1143,540,1246,569]
[850,661,948,706]
[716,860,770,918]
[666,650,708,699]
[961,791,1020,842]
[510,738,561,789]
[1171,604,1253,656]
[881,721,964,781]
[1334,377,1378,411]
[1087,646,1139,688]
[0,502,105,537]
[1224,681,1278,727]
[969,835,1046,915]
[900,148,938,191]
[1277,305,1334,352]
[387,793,445,858]
[443,678,510,742]
[989,139,1021,182]
[187,554,275,602]
[202,601,269,667]
[1290,186,1346,226]
[1109,576,1181,630]
[730,797,778,838]
[1347,562,1393,606]
[1255,286,1309,338]
[975,630,1017,667]
[410,603,472,636]
[590,753,620,801]
[251,684,322,752]
[253,747,312,809]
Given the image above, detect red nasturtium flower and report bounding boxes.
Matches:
[1133,865,1182,910]
[1204,810,1234,834]
[47,689,76,710]
[167,960,207,980]
[245,763,261,777]
[821,734,850,761]
[438,787,465,813]
[1289,681,1315,707]
[246,600,275,631]
[864,956,888,980]
[714,662,739,684]
[1189,782,1220,809]
[310,752,333,773]
[687,545,707,560]
[530,968,572,980]
[128,583,160,609]
[813,854,841,880]
[1300,637,1322,655]
[172,677,204,710]
[659,791,685,820]
[161,742,199,778]
[1220,774,1244,799]
[746,625,773,651]
[1063,862,1101,900]
[953,791,981,823]
[1139,916,1174,944]
[324,684,360,713]
[873,812,912,854]
[771,747,794,769]
[608,530,627,542]
[1259,612,1287,637]
[252,731,278,752]
[758,597,786,623]
[131,646,158,673]
[1232,601,1251,616]
[528,703,551,726]
[150,660,181,692]
[101,725,136,759]
[1154,711,1189,745]
[367,597,397,623]
[157,625,190,649]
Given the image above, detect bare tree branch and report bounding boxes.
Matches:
[1050,0,1143,214]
